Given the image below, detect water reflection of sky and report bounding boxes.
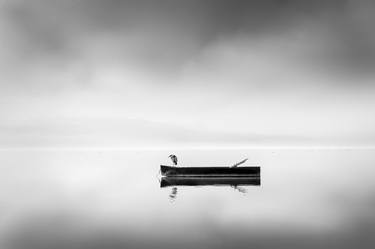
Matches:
[1,149,375,249]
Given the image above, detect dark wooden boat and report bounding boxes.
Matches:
[160,165,260,177]
[160,176,260,187]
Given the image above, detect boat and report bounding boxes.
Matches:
[160,165,260,177]
[160,176,260,188]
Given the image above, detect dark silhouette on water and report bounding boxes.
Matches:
[162,156,260,200]
[160,176,260,187]
[160,165,260,177]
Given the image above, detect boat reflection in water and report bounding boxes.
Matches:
[161,176,260,200]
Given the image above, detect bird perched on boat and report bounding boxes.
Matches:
[169,154,178,166]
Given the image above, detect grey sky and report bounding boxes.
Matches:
[2,0,375,75]
[1,0,375,147]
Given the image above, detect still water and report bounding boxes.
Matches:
[0,149,374,249]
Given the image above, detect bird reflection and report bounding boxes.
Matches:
[169,187,178,202]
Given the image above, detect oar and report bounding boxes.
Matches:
[231,158,248,168]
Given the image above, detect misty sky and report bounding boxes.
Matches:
[1,0,375,147]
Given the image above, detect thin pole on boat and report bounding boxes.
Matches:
[231,158,248,168]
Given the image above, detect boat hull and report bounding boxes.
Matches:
[160,165,260,177]
[160,176,260,187]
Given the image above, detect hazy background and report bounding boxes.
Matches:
[1,2,375,249]
[1,0,375,148]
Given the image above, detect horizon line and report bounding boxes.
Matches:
[1,145,375,151]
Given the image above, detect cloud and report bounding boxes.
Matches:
[1,0,375,81]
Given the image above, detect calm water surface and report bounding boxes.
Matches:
[0,149,374,249]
